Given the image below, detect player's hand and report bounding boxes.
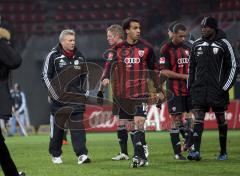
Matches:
[156,99,162,109]
[183,74,188,80]
[102,79,110,86]
[97,91,104,105]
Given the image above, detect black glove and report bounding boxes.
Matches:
[156,99,162,109]
[97,91,104,105]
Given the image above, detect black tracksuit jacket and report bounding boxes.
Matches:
[42,44,89,113]
[188,29,237,107]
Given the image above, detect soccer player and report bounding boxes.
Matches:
[98,24,149,161]
[42,29,90,164]
[160,23,193,160]
[187,17,237,161]
[100,17,163,167]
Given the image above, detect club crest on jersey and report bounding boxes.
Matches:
[213,47,219,54]
[159,57,166,64]
[74,60,79,65]
[138,50,144,57]
[185,50,189,56]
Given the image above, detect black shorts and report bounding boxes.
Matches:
[112,97,147,119]
[168,96,192,115]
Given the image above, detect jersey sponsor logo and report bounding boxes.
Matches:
[138,50,145,57]
[124,57,140,64]
[177,57,189,65]
[213,47,219,54]
[159,57,166,64]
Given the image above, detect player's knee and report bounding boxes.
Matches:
[134,118,145,130]
[185,117,193,130]
[171,115,183,129]
[117,124,126,131]
[192,110,205,125]
[215,112,227,126]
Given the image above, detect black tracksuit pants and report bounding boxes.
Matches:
[49,110,88,157]
[0,128,19,176]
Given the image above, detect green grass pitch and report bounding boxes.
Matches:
[1,131,240,176]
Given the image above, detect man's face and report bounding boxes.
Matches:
[172,30,187,44]
[107,31,120,46]
[126,22,140,41]
[201,26,215,39]
[61,34,75,52]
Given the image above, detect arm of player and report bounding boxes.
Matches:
[187,47,196,91]
[0,38,22,69]
[147,47,162,91]
[221,39,237,91]
[161,69,188,80]
[42,51,59,101]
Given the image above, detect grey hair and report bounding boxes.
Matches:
[59,29,75,42]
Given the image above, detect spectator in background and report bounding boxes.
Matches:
[9,83,28,136]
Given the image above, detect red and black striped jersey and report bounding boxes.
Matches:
[102,39,160,99]
[160,41,190,96]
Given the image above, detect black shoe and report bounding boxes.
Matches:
[217,153,228,161]
[131,156,148,168]
[187,151,201,161]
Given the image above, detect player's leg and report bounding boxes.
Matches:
[0,128,20,176]
[170,114,186,160]
[213,106,228,160]
[131,103,148,168]
[167,96,186,159]
[68,112,90,164]
[187,106,207,161]
[62,125,68,145]
[49,112,66,164]
[183,112,194,151]
[112,114,129,160]
[111,99,130,160]
[183,96,194,151]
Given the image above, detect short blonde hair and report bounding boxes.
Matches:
[107,24,124,40]
[59,29,75,42]
[0,27,11,40]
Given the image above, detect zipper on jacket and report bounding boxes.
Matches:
[195,68,197,80]
[218,56,224,83]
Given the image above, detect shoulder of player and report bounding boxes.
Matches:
[160,41,171,54]
[192,37,203,46]
[112,41,125,49]
[138,39,154,49]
